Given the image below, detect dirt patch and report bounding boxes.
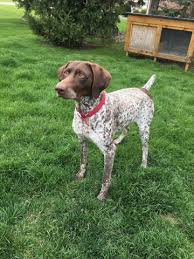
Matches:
[160,213,178,225]
[79,43,105,50]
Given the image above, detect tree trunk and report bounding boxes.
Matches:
[190,0,194,18]
[148,0,160,14]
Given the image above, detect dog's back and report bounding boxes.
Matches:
[108,87,154,131]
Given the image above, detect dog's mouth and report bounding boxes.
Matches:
[55,88,77,100]
[56,92,70,99]
[56,91,64,98]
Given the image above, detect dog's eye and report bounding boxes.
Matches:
[64,70,70,76]
[78,72,85,79]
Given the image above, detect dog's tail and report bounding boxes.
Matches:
[142,74,156,91]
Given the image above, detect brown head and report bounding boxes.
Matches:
[55,61,111,100]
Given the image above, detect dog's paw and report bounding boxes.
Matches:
[113,138,122,145]
[76,171,85,180]
[141,162,147,168]
[97,192,107,201]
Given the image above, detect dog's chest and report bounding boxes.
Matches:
[72,108,108,152]
[72,111,92,136]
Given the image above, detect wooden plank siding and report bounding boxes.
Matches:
[130,25,157,51]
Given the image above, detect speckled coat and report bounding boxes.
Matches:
[72,75,155,200]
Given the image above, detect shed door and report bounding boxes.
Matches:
[158,28,192,57]
[130,25,157,52]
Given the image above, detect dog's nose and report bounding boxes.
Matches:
[55,85,65,94]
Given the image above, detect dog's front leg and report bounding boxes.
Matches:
[76,137,88,180]
[97,144,116,201]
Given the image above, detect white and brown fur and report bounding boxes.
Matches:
[55,61,156,201]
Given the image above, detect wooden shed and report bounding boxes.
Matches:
[124,13,194,71]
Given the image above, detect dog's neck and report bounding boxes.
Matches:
[77,94,101,114]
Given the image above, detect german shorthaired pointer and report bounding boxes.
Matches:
[55,61,156,200]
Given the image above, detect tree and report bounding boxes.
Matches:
[159,0,193,18]
[147,0,194,18]
[122,1,145,16]
[147,0,160,14]
[190,0,194,17]
[14,0,124,48]
[174,0,191,16]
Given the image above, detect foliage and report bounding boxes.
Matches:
[122,0,145,13]
[173,0,192,16]
[174,0,191,5]
[133,8,147,14]
[149,0,160,14]
[158,0,193,18]
[158,7,181,17]
[13,0,124,48]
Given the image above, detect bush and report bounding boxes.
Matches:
[133,8,146,14]
[122,1,145,16]
[14,0,124,48]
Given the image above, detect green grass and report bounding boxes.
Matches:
[1,5,194,259]
[0,0,13,2]
[118,16,127,33]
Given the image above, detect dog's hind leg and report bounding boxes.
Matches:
[114,128,128,145]
[137,102,154,168]
[138,124,150,168]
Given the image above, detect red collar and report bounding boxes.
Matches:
[76,92,106,126]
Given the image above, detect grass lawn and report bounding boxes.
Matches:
[118,16,127,33]
[1,5,194,259]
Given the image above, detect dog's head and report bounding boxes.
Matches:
[55,61,111,99]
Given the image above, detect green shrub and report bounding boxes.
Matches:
[14,0,124,48]
[122,1,145,15]
[133,8,146,14]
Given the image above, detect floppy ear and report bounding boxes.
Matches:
[88,63,111,98]
[58,62,70,81]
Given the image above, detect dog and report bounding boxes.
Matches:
[55,61,156,200]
